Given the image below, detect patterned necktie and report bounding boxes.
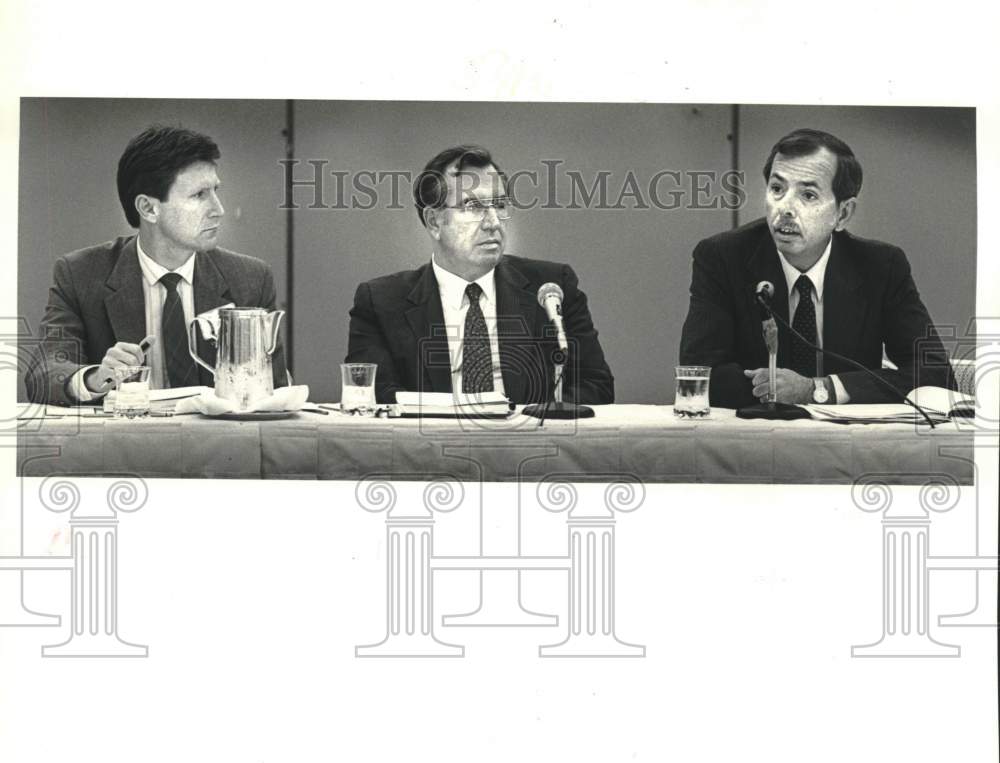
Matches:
[790,274,818,377]
[159,273,199,388]
[461,282,494,394]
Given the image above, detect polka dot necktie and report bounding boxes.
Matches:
[790,275,818,378]
[461,282,494,393]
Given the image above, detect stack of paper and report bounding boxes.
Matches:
[802,386,974,425]
[103,385,211,415]
[393,391,513,418]
[908,386,975,417]
[803,403,949,425]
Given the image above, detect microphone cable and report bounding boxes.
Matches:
[756,294,939,428]
[535,349,567,427]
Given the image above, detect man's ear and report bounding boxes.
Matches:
[834,197,856,231]
[135,194,158,224]
[423,206,442,240]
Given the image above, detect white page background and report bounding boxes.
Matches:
[2,3,998,761]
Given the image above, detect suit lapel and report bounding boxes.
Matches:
[191,251,238,386]
[400,258,540,399]
[103,237,148,345]
[192,250,235,314]
[822,233,866,363]
[745,231,791,366]
[494,258,538,402]
[403,263,452,394]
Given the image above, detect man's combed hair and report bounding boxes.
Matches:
[117,125,221,228]
[413,144,507,226]
[762,128,863,204]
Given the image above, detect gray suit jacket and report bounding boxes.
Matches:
[25,235,287,405]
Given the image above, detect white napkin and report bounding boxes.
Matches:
[175,385,310,416]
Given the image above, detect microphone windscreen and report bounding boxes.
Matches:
[756,281,775,301]
[537,282,564,307]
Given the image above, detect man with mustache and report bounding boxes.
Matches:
[26,125,287,405]
[346,144,614,405]
[679,128,954,408]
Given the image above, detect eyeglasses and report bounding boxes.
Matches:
[449,197,512,221]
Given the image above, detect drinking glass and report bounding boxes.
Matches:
[673,365,711,418]
[340,363,377,415]
[113,365,151,418]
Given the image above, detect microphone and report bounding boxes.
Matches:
[755,280,774,318]
[537,283,569,354]
[523,282,595,422]
[756,281,778,356]
[759,300,939,428]
[742,278,936,426]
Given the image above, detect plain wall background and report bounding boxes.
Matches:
[16,100,977,402]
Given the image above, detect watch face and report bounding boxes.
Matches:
[813,382,829,403]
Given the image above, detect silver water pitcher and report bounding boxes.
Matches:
[188,307,285,410]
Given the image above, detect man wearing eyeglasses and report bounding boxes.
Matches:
[345,144,614,405]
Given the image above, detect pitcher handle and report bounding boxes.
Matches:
[188,318,217,376]
[266,310,286,356]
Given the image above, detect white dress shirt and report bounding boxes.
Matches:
[431,255,506,396]
[69,238,196,400]
[775,237,849,402]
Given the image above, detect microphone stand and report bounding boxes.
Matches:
[736,294,936,429]
[758,297,939,428]
[737,299,813,421]
[523,349,595,423]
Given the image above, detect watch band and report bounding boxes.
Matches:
[824,376,837,404]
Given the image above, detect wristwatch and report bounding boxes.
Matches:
[812,377,830,404]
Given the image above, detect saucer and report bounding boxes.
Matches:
[210,410,299,421]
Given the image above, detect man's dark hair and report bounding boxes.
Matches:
[117,125,221,228]
[762,128,863,204]
[413,144,507,226]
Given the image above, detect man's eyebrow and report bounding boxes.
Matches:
[192,181,221,193]
[770,171,821,190]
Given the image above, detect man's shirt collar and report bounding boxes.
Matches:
[136,236,196,288]
[776,236,832,301]
[431,254,497,311]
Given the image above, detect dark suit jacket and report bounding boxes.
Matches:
[25,236,287,405]
[679,218,954,408]
[346,255,614,405]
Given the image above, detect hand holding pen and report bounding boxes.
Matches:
[84,335,157,393]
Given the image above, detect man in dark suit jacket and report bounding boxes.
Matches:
[25,125,286,405]
[346,145,614,405]
[680,128,953,409]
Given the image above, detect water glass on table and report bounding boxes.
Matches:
[673,365,711,418]
[112,365,151,418]
[340,363,377,415]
